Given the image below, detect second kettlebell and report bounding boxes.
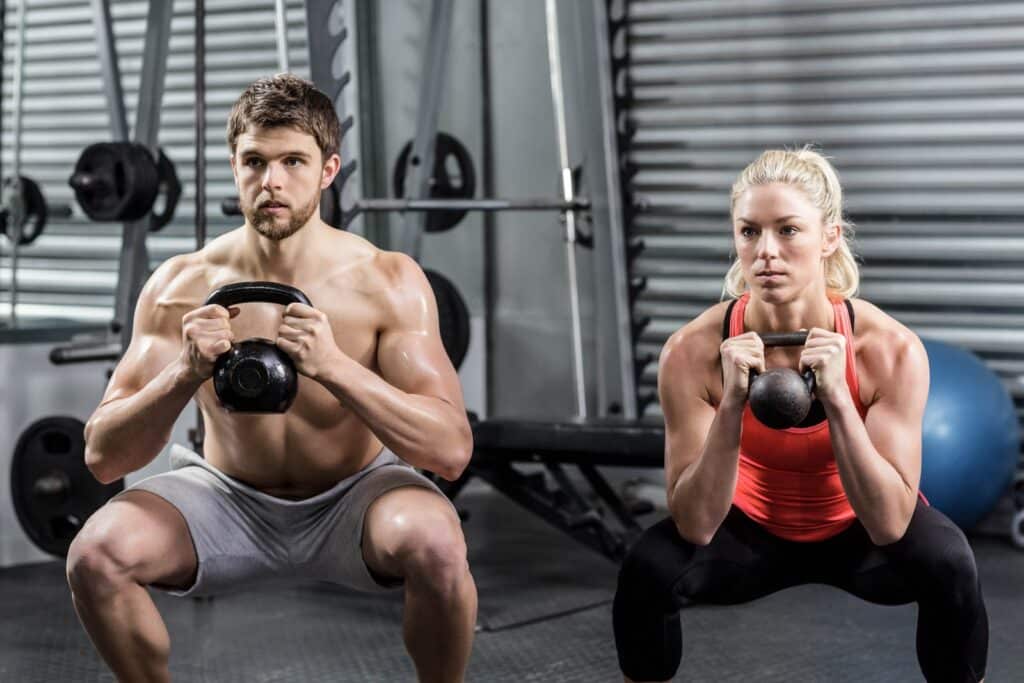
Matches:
[204,281,312,413]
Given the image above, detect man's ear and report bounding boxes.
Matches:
[321,153,342,190]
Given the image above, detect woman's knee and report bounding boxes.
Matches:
[896,510,981,602]
[618,518,693,603]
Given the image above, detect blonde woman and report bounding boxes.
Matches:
[613,148,988,683]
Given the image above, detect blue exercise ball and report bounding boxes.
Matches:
[919,338,1020,529]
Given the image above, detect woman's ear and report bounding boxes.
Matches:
[822,222,842,258]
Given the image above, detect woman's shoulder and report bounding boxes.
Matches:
[848,297,927,378]
[661,300,734,367]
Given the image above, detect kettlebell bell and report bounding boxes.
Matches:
[204,282,312,413]
[747,331,817,430]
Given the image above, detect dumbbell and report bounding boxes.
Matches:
[748,331,815,429]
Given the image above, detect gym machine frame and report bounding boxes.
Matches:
[49,0,174,365]
[312,0,654,562]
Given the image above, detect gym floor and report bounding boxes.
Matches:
[2,483,1022,682]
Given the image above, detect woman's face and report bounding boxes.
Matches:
[732,183,840,302]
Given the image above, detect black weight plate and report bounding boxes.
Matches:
[11,416,123,558]
[0,175,48,245]
[424,269,471,369]
[392,132,476,233]
[70,142,159,223]
[149,148,181,232]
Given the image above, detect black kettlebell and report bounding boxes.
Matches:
[747,331,816,430]
[204,282,312,413]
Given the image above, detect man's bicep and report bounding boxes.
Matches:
[97,259,186,406]
[376,321,463,407]
[100,331,180,406]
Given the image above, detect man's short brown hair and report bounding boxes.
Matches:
[226,73,340,161]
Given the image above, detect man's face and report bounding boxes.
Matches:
[230,125,339,241]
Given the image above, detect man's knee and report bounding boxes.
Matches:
[66,525,135,598]
[393,507,469,593]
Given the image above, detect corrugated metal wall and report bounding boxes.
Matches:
[618,0,1024,446]
[1,0,310,323]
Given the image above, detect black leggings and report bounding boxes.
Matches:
[613,500,988,682]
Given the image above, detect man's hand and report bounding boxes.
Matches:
[276,303,344,380]
[180,304,239,381]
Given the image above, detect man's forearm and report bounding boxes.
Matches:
[317,355,472,480]
[85,359,203,483]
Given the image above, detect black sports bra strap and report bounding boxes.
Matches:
[722,298,739,340]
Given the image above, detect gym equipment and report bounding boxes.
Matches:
[424,269,470,369]
[205,282,312,413]
[68,142,180,230]
[748,331,816,430]
[11,416,123,558]
[392,132,476,232]
[436,417,664,561]
[0,176,57,246]
[919,338,1019,529]
[49,0,176,361]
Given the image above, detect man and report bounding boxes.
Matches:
[66,73,477,683]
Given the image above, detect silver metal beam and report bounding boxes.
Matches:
[90,0,129,142]
[397,0,455,258]
[545,0,587,418]
[274,0,289,72]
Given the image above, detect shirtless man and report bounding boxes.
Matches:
[66,73,477,683]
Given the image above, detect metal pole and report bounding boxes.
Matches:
[545,0,587,418]
[195,0,206,250]
[481,0,496,416]
[7,0,27,326]
[90,0,129,142]
[274,0,289,72]
[114,0,174,349]
[193,0,207,453]
[397,0,455,258]
[358,197,588,212]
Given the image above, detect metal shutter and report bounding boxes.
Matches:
[1,0,310,323]
[618,0,1024,445]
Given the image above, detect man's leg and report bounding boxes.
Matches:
[66,490,198,683]
[361,486,477,683]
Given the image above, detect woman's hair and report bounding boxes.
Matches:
[723,146,859,299]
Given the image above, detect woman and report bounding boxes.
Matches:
[613,148,988,683]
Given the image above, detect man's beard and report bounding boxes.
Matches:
[244,194,319,241]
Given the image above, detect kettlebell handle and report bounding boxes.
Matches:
[204,281,312,309]
[758,331,808,347]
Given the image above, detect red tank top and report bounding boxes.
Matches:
[727,292,867,542]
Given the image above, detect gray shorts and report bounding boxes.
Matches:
[120,444,449,598]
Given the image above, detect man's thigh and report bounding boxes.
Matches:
[304,463,456,592]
